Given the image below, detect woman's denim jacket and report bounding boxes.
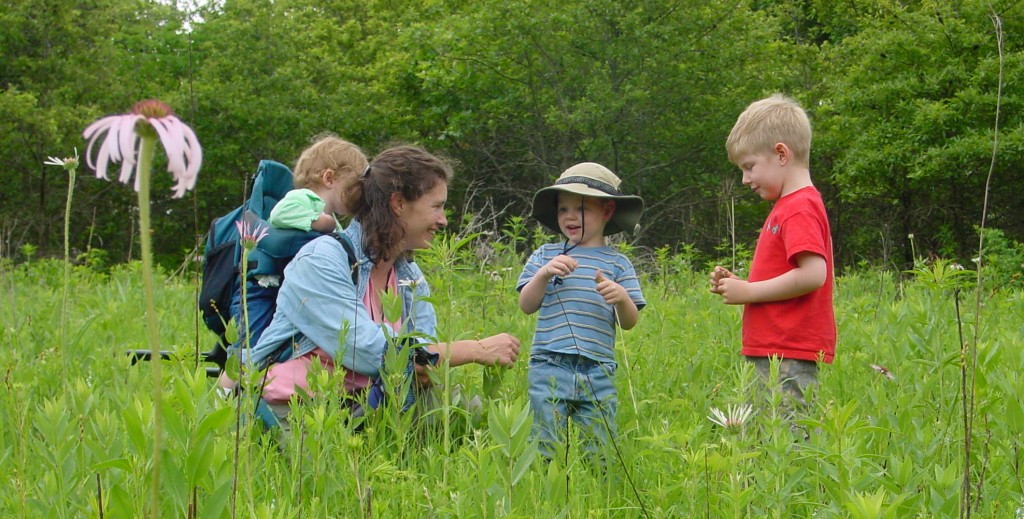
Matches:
[247,220,437,377]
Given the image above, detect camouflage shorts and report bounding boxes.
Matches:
[745,355,819,411]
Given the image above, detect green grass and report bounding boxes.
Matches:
[2,253,1022,518]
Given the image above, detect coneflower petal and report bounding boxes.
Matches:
[115,116,136,164]
[96,128,118,181]
[82,118,109,173]
[84,117,116,178]
[150,117,185,193]
[178,120,203,182]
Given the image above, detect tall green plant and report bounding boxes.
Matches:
[81,99,201,517]
[43,148,79,376]
[229,219,267,518]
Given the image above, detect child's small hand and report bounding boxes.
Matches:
[712,277,751,304]
[710,267,749,304]
[709,266,732,287]
[543,254,578,280]
[595,270,628,305]
[709,266,735,292]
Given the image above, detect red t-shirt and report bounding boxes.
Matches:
[742,186,836,363]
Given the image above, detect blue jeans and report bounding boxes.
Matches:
[528,351,618,458]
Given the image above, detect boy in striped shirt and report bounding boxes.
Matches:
[517,162,646,458]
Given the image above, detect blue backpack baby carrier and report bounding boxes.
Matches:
[198,160,356,371]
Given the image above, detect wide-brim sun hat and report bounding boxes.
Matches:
[531,162,644,237]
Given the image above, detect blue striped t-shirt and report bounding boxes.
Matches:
[517,243,645,364]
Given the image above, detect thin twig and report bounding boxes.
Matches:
[96,473,104,519]
[188,0,202,373]
[961,9,1003,519]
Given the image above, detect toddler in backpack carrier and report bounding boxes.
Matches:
[200,135,367,382]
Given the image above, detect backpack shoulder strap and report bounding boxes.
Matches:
[258,232,358,372]
[328,231,359,287]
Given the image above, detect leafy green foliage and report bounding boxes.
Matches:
[3,249,1024,515]
[814,0,1023,268]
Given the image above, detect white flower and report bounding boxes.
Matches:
[44,148,80,171]
[708,404,754,429]
[83,99,202,198]
[397,276,426,289]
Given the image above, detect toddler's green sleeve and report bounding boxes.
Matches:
[269,189,326,231]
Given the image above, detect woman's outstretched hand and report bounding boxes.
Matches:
[477,333,521,367]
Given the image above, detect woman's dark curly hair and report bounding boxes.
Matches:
[343,145,453,262]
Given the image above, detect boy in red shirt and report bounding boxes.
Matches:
[710,94,836,419]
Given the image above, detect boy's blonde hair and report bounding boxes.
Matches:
[726,94,812,166]
[293,134,368,189]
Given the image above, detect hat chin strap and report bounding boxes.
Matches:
[562,208,585,254]
[562,237,579,254]
[553,210,584,286]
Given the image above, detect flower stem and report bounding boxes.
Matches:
[136,135,163,518]
[231,248,249,519]
[61,167,76,377]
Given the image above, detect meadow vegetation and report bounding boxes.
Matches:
[2,224,1022,518]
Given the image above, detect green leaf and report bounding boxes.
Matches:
[200,481,233,519]
[90,457,132,473]
[196,406,235,438]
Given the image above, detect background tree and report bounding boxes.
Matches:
[396,0,797,253]
[0,0,190,262]
[1,0,1020,273]
[814,0,1023,268]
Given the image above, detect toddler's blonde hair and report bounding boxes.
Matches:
[293,134,368,189]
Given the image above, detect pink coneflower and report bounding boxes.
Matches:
[82,99,201,198]
[236,219,269,250]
